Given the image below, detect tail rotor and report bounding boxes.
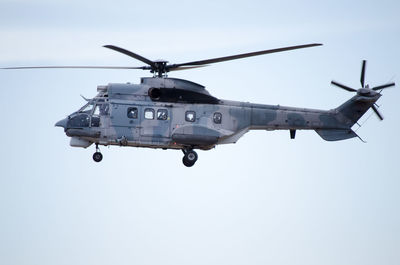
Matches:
[331,60,395,120]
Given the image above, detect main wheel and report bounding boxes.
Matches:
[182,157,193,167]
[93,152,103,162]
[182,150,198,167]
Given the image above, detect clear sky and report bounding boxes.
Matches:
[0,0,399,265]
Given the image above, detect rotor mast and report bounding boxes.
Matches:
[151,60,169,77]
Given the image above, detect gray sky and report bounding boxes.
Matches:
[0,0,399,265]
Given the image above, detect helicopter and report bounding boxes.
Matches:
[2,43,395,167]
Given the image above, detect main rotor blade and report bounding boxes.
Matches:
[1,66,146,70]
[371,105,384,120]
[372,82,395,91]
[103,45,156,69]
[168,65,209,72]
[331,81,357,92]
[170,43,323,68]
[360,60,366,88]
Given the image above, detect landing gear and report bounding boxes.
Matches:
[93,152,103,162]
[182,149,198,167]
[93,143,103,162]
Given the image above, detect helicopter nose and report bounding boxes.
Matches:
[55,118,68,129]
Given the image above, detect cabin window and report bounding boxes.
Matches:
[213,112,222,124]
[185,111,196,122]
[127,107,138,119]
[144,108,155,120]
[157,109,168,120]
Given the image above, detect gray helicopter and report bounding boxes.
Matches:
[2,44,395,167]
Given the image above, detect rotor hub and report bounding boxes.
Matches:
[358,88,373,96]
[150,60,169,77]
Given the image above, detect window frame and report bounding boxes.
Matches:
[157,109,168,120]
[127,107,138,119]
[185,111,196,122]
[144,108,155,120]
[213,112,222,124]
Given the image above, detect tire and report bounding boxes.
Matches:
[182,150,197,167]
[182,157,194,167]
[93,152,103,162]
[186,150,197,162]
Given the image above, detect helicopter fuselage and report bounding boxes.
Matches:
[56,77,380,159]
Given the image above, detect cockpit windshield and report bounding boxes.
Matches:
[78,102,94,113]
[77,99,109,115]
[68,99,110,128]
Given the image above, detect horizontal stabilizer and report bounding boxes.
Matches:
[315,129,358,141]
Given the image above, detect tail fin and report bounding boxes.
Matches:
[334,94,381,128]
[315,94,381,141]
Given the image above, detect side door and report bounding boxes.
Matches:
[109,103,140,141]
[140,106,171,142]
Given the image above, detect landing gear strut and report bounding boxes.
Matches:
[93,143,103,162]
[182,148,198,167]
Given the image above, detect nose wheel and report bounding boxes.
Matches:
[93,143,103,162]
[182,149,198,167]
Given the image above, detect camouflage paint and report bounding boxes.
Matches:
[55,77,382,151]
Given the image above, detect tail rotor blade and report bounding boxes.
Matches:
[360,60,366,88]
[371,105,384,120]
[331,81,357,92]
[372,82,395,91]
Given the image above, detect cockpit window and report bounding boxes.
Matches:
[78,101,109,116]
[91,116,100,127]
[99,104,109,115]
[78,103,94,113]
[93,105,100,116]
[67,114,90,128]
